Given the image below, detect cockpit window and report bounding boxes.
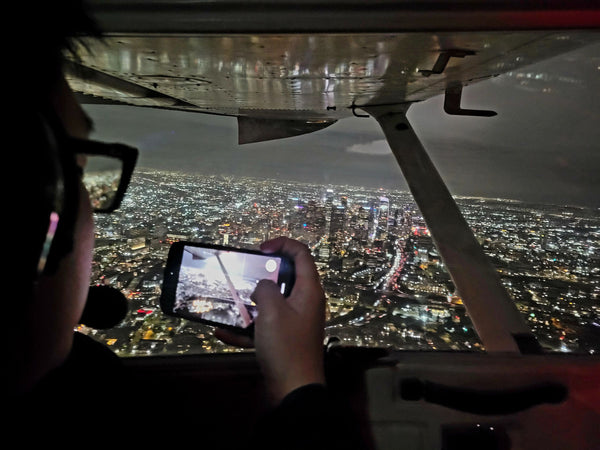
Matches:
[81,42,599,357]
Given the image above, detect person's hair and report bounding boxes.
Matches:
[19,0,101,103]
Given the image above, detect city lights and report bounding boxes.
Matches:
[87,169,600,356]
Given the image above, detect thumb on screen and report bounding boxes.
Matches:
[251,279,283,316]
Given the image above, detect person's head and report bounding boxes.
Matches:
[9,1,135,393]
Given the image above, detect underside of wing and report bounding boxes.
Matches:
[65,1,600,143]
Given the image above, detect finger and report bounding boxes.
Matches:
[251,279,284,318]
[260,237,319,279]
[214,328,254,348]
[260,237,323,303]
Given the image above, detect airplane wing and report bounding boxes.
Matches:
[68,1,600,142]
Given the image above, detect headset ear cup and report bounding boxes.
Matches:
[41,112,79,277]
[22,110,78,283]
[18,112,64,285]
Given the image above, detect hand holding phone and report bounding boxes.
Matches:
[160,242,295,333]
[217,237,327,404]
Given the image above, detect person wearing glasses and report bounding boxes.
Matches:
[8,2,368,448]
[9,72,134,388]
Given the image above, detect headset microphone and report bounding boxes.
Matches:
[79,285,129,329]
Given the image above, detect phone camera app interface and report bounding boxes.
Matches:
[174,246,282,328]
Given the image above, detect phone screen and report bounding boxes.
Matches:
[165,244,290,329]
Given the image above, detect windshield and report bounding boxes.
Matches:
[81,41,599,357]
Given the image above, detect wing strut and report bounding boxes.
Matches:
[364,104,541,354]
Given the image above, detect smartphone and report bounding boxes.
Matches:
[160,241,295,332]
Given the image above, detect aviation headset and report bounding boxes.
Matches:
[14,1,101,289]
[26,107,80,288]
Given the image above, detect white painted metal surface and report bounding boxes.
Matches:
[68,31,598,119]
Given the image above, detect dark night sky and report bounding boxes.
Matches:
[85,42,600,208]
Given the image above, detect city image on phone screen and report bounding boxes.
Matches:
[172,245,285,329]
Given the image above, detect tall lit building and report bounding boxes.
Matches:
[377,196,389,238]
